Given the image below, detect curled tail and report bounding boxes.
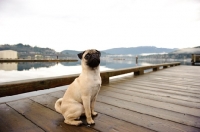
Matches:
[55,98,63,113]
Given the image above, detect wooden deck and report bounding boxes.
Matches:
[0,65,200,132]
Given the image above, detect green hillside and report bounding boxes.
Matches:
[0,43,69,59]
[0,43,56,54]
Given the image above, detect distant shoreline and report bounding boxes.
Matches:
[0,59,78,62]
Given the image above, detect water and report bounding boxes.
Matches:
[0,59,191,83]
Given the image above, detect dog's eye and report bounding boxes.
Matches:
[96,51,101,57]
[84,54,91,60]
[96,53,101,57]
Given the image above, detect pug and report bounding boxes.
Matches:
[55,49,101,126]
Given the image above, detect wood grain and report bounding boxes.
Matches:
[0,103,44,132]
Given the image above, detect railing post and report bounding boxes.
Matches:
[102,77,109,85]
[153,67,159,71]
[134,69,144,76]
[101,72,110,85]
[163,65,168,68]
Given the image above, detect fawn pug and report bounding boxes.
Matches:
[55,49,101,126]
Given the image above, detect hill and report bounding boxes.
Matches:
[61,50,79,55]
[61,50,108,56]
[0,43,56,54]
[61,46,176,56]
[0,43,66,59]
[102,46,176,55]
[169,46,200,54]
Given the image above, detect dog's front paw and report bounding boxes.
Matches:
[92,111,98,116]
[87,118,95,125]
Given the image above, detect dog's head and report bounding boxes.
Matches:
[77,49,101,68]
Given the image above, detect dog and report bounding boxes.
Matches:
[55,49,101,126]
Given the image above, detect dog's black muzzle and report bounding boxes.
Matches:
[86,53,100,68]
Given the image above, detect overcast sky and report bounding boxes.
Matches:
[0,0,200,52]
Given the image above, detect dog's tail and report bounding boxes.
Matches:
[55,98,63,113]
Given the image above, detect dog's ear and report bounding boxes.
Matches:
[96,50,101,57]
[77,51,85,59]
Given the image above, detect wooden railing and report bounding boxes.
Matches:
[0,62,180,97]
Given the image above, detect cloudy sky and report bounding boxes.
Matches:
[0,0,200,52]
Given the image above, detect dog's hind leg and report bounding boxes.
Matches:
[64,114,83,126]
[63,103,84,126]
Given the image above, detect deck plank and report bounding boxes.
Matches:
[119,76,200,87]
[101,86,200,108]
[0,104,44,132]
[107,84,200,102]
[95,102,200,132]
[113,75,200,90]
[99,90,200,117]
[119,80,200,93]
[7,99,97,132]
[96,95,200,128]
[110,82,200,98]
[31,93,154,132]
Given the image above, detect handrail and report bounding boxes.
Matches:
[0,62,180,97]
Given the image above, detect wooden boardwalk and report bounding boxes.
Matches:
[0,65,200,132]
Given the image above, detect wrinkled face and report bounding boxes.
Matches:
[77,49,101,68]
